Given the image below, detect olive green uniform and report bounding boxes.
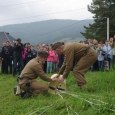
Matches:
[58,42,97,87]
[19,57,52,94]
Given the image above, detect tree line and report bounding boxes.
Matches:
[81,0,115,40]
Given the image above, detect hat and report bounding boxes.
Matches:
[48,74,66,94]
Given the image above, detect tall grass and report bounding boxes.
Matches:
[0,71,115,115]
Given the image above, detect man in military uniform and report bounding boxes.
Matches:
[18,51,58,98]
[52,42,97,89]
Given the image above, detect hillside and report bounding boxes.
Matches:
[0,19,93,44]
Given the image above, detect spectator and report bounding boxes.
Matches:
[47,46,55,73]
[12,38,23,76]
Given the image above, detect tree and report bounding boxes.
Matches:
[81,0,115,41]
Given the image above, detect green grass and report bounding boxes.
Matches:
[0,71,115,115]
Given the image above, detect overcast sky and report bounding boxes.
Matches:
[0,0,93,26]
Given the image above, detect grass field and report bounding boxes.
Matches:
[0,71,115,115]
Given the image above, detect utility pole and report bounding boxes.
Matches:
[107,18,109,41]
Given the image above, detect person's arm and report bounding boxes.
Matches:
[32,64,53,82]
[1,47,4,59]
[62,49,74,79]
[58,57,66,75]
[59,47,74,79]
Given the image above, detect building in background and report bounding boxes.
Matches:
[0,32,15,51]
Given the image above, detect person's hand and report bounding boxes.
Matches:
[51,77,59,82]
[50,74,65,82]
[58,76,65,83]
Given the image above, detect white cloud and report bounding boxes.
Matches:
[0,0,93,26]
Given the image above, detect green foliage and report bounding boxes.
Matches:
[0,71,115,115]
[81,0,115,40]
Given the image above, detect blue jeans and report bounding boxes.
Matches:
[47,61,54,73]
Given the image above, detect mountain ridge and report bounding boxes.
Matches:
[0,19,93,44]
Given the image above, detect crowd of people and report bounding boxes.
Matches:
[83,37,115,71]
[0,38,37,76]
[0,37,115,98]
[0,37,115,77]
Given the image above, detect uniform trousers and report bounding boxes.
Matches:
[19,78,49,95]
[72,48,97,87]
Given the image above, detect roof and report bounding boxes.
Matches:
[0,32,15,48]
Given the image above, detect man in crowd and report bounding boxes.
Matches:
[18,51,58,98]
[1,41,13,74]
[13,38,23,76]
[52,42,97,89]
